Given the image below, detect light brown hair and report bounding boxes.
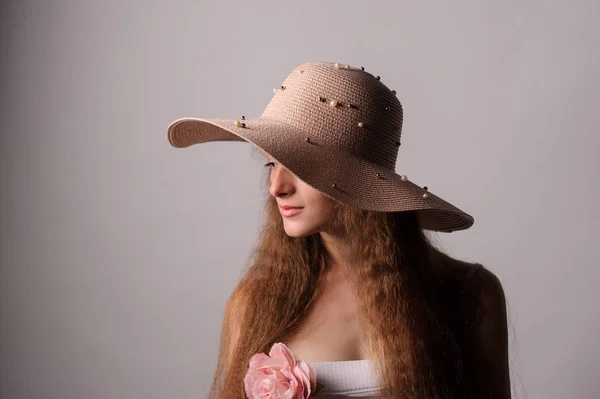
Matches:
[208,165,481,398]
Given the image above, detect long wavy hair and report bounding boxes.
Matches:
[208,155,482,398]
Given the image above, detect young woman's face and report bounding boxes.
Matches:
[264,155,339,237]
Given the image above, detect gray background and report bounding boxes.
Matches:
[1,1,599,398]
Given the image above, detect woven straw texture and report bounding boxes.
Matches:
[167,61,474,232]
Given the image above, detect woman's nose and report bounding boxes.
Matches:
[268,165,295,198]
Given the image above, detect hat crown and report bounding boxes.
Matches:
[261,61,403,171]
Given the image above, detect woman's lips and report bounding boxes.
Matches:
[279,207,304,217]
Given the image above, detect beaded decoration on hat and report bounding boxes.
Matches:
[167,61,474,232]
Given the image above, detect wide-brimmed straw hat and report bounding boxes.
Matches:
[167,61,474,232]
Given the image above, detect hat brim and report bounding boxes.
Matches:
[167,116,474,232]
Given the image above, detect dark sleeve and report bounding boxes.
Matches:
[462,264,512,399]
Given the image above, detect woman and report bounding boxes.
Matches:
[167,61,510,398]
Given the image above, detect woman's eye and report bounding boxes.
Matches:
[264,162,275,168]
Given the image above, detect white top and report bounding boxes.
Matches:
[310,359,385,398]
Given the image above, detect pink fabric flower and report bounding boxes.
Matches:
[244,342,318,398]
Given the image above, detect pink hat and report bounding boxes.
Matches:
[167,61,474,232]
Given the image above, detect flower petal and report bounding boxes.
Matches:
[268,342,297,368]
[248,353,270,368]
[246,343,314,398]
[292,361,314,399]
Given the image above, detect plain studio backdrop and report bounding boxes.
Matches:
[1,1,599,398]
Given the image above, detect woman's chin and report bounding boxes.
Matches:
[282,222,314,238]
